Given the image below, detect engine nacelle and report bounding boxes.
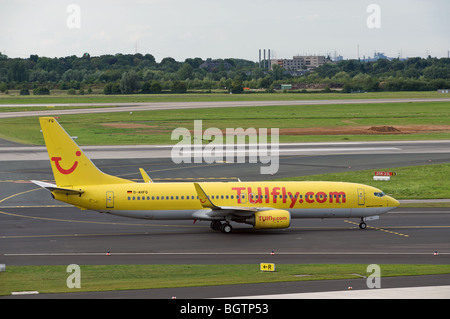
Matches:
[246,210,291,229]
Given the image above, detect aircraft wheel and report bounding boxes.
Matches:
[359,222,367,229]
[221,223,232,234]
[210,220,222,231]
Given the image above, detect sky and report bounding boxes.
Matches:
[1,0,449,62]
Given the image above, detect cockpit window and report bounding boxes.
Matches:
[374,192,385,197]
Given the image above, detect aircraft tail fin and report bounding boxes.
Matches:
[39,117,134,187]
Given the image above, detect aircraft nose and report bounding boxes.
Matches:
[388,196,400,207]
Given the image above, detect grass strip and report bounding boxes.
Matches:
[1,101,449,145]
[1,264,449,295]
[276,163,450,200]
[1,91,448,105]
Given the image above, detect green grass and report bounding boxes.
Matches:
[276,163,450,200]
[1,264,449,295]
[1,100,449,145]
[1,91,448,105]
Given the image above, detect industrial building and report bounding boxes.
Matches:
[270,55,326,71]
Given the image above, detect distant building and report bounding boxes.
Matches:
[270,58,303,71]
[270,55,326,71]
[294,55,326,69]
[361,52,389,62]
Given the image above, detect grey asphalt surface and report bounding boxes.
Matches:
[1,98,450,298]
[1,97,450,118]
[1,147,450,298]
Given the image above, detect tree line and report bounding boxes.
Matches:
[0,52,449,95]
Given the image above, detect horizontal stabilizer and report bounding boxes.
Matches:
[31,180,84,195]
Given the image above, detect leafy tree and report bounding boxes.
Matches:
[9,60,28,82]
[0,82,7,93]
[177,63,193,80]
[19,86,30,95]
[1,51,450,93]
[120,71,139,94]
[104,82,121,95]
[259,75,273,89]
[230,79,243,93]
[33,86,50,95]
[271,64,285,81]
[171,81,187,93]
[159,57,180,72]
[423,65,450,79]
[150,81,162,94]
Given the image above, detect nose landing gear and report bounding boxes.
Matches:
[359,218,367,230]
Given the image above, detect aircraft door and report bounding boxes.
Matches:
[357,188,365,205]
[106,191,114,208]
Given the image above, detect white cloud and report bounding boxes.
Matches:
[0,0,449,60]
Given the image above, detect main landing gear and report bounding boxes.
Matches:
[210,220,233,234]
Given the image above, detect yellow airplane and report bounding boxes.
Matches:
[32,117,399,233]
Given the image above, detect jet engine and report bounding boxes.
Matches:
[244,210,291,229]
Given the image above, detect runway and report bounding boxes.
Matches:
[1,204,450,265]
[1,97,450,118]
[1,148,449,267]
[1,138,450,298]
[2,140,450,162]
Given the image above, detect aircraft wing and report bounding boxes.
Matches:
[31,180,84,195]
[193,182,260,220]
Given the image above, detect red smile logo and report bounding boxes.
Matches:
[51,151,81,175]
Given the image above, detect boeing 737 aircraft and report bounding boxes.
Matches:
[32,117,399,233]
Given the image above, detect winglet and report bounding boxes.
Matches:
[139,168,153,183]
[193,183,218,209]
